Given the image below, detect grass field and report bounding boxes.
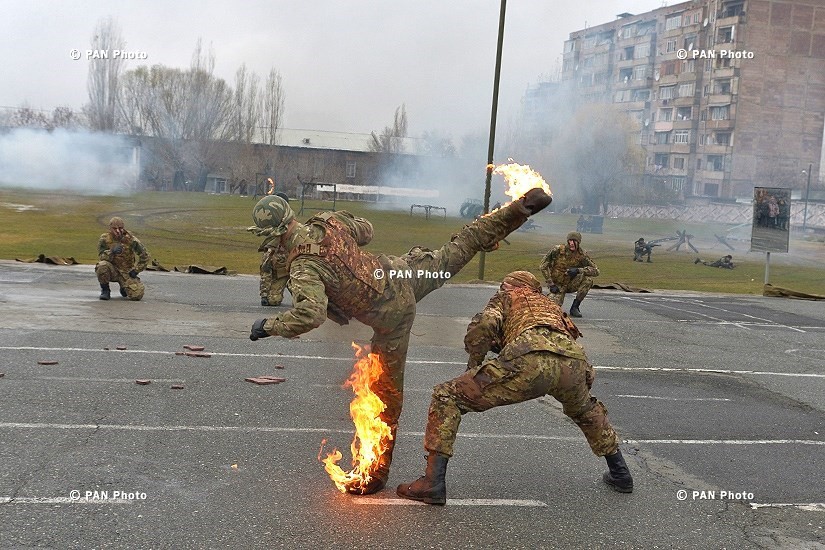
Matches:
[2,188,824,296]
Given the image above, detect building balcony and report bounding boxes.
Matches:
[672,119,694,129]
[711,67,736,78]
[696,169,726,180]
[701,144,731,154]
[670,143,691,154]
[707,94,732,105]
[704,118,735,130]
[653,121,674,132]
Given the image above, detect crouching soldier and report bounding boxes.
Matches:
[396,271,633,505]
[95,217,150,301]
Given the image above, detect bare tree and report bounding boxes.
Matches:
[230,64,262,143]
[370,104,408,153]
[86,17,126,132]
[262,68,285,146]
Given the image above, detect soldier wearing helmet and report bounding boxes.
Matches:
[249,192,291,306]
[248,188,553,496]
[397,270,632,505]
[539,230,600,318]
[95,216,150,301]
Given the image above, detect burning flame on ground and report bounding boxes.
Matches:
[266,178,275,195]
[487,160,553,211]
[320,343,393,494]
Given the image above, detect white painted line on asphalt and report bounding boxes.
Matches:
[627,438,825,446]
[615,394,732,402]
[0,497,131,505]
[26,377,183,383]
[3,346,823,379]
[1,423,823,447]
[750,502,825,512]
[354,498,548,507]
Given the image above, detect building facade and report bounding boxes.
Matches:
[560,0,824,200]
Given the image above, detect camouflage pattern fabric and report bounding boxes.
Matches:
[260,202,531,467]
[260,246,289,305]
[539,243,599,305]
[95,230,149,301]
[422,290,619,458]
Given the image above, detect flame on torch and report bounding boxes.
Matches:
[266,178,275,195]
[321,342,393,494]
[489,159,553,211]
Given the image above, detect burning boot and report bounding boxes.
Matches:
[396,451,449,505]
[345,430,396,496]
[99,283,111,300]
[603,449,634,493]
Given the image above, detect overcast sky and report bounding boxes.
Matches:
[1,0,666,139]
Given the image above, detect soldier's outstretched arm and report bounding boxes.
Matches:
[250,259,329,340]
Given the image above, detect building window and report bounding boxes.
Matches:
[633,65,648,80]
[678,82,695,97]
[683,35,697,50]
[704,183,719,196]
[659,108,673,121]
[707,155,724,171]
[313,157,324,178]
[623,46,635,60]
[655,131,671,145]
[632,89,650,101]
[346,161,356,179]
[718,26,733,43]
[665,14,682,30]
[660,85,675,99]
[711,105,730,120]
[673,157,686,170]
[666,39,677,52]
[635,43,651,58]
[619,68,633,83]
[654,153,670,168]
[714,132,731,145]
[672,176,686,191]
[705,59,713,72]
[681,60,696,73]
[662,61,677,76]
[674,130,690,143]
[676,106,692,120]
[714,79,732,94]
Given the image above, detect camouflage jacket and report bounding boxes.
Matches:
[539,244,599,286]
[263,211,380,338]
[97,231,149,274]
[464,287,587,368]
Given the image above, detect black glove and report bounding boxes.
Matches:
[250,319,270,341]
[548,283,560,294]
[128,269,138,279]
[111,244,123,255]
[567,268,580,277]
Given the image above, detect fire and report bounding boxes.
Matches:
[266,178,275,195]
[321,342,393,494]
[491,159,553,208]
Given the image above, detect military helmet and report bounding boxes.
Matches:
[252,195,295,235]
[566,231,582,243]
[109,217,125,229]
[501,271,542,292]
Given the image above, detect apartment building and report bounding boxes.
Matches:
[559,0,824,200]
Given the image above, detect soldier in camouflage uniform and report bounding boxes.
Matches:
[539,231,599,318]
[95,217,150,301]
[252,193,291,306]
[694,255,735,269]
[396,271,633,505]
[248,189,553,495]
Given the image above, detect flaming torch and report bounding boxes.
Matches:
[266,178,275,195]
[487,160,553,211]
[321,343,393,494]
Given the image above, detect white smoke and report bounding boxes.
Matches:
[0,128,138,194]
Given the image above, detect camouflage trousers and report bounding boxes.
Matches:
[260,252,289,305]
[95,260,145,301]
[423,351,620,458]
[354,202,531,469]
[548,272,593,306]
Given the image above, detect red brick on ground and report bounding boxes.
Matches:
[37,360,58,365]
[245,376,287,385]
[135,379,151,385]
[183,345,205,351]
[184,352,211,358]
[170,384,184,390]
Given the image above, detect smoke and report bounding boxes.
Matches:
[0,128,137,194]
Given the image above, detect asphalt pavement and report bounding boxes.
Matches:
[1,260,823,549]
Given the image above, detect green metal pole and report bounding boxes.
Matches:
[478,0,507,281]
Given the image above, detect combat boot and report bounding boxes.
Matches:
[570,298,582,318]
[603,450,633,493]
[396,451,449,505]
[120,285,128,297]
[346,439,395,496]
[99,283,111,300]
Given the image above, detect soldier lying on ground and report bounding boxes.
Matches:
[396,271,633,505]
[694,255,735,269]
[95,216,150,301]
[247,189,552,495]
